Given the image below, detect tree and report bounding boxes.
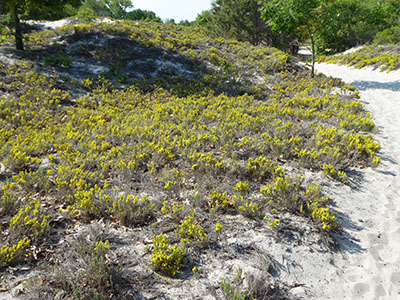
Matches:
[261,0,400,62]
[178,20,195,27]
[79,0,133,19]
[312,0,362,54]
[20,3,80,21]
[164,19,176,25]
[196,10,211,27]
[260,0,324,77]
[310,0,400,54]
[126,9,161,22]
[197,0,296,51]
[201,0,279,45]
[2,0,81,50]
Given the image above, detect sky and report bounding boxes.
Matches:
[131,0,213,22]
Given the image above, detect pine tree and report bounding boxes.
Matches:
[199,0,293,48]
[2,0,81,50]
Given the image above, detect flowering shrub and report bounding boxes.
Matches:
[0,239,31,268]
[0,20,382,293]
[151,233,184,276]
[319,43,400,71]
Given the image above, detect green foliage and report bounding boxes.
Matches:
[203,0,266,44]
[374,26,400,45]
[210,190,234,212]
[3,0,81,12]
[43,53,72,67]
[234,181,249,193]
[78,0,133,19]
[71,239,114,299]
[215,222,224,233]
[260,0,323,76]
[126,9,161,22]
[312,207,339,231]
[110,193,155,226]
[2,0,81,49]
[236,196,260,218]
[319,44,400,71]
[261,0,399,55]
[0,24,378,229]
[260,0,322,40]
[36,234,116,300]
[0,180,19,217]
[0,239,31,268]
[161,201,188,223]
[199,0,292,48]
[178,20,195,27]
[151,233,184,277]
[261,176,302,211]
[75,6,97,22]
[266,217,280,229]
[314,0,399,54]
[177,215,207,245]
[0,26,11,45]
[314,0,365,54]
[9,199,50,240]
[220,268,246,300]
[304,183,329,207]
[196,10,211,27]
[19,3,81,21]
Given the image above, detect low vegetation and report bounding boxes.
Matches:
[318,43,400,71]
[0,20,380,298]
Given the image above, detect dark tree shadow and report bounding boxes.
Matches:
[0,28,257,98]
[350,80,400,91]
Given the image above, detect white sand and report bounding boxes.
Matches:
[25,19,73,30]
[25,18,114,30]
[314,62,400,299]
[341,46,364,55]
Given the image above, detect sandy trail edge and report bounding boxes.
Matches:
[315,63,400,299]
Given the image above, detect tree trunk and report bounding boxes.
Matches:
[12,6,24,50]
[310,33,315,78]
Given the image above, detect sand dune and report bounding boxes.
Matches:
[1,37,399,298]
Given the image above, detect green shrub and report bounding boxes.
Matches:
[234,181,249,194]
[374,26,400,44]
[0,22,381,284]
[9,199,50,241]
[110,193,155,226]
[177,215,207,245]
[236,196,261,219]
[72,239,114,299]
[260,176,302,211]
[76,7,97,23]
[220,268,246,300]
[43,53,72,67]
[0,239,31,268]
[0,180,19,217]
[312,207,339,231]
[151,233,184,277]
[319,44,400,71]
[32,233,116,300]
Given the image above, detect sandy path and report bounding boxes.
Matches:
[315,63,400,299]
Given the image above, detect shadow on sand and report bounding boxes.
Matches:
[350,80,400,91]
[333,210,365,255]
